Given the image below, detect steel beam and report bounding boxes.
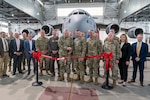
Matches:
[4,0,44,23]
[119,0,150,23]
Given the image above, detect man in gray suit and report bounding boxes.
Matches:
[0,32,9,78]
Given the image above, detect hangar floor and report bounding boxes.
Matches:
[0,61,150,100]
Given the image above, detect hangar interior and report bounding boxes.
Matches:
[0,0,150,100]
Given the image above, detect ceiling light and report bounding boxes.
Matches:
[124,10,126,13]
[27,20,30,23]
[37,0,43,6]
[37,12,39,15]
[12,14,14,16]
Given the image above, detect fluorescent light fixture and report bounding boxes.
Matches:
[57,7,103,17]
[37,0,43,6]
[0,21,8,26]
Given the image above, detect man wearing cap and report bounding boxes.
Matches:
[128,32,148,86]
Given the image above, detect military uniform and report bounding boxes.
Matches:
[58,36,73,81]
[73,36,86,83]
[86,37,102,85]
[35,37,50,75]
[103,39,121,86]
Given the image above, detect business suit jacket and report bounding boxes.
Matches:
[10,38,24,56]
[131,42,148,62]
[120,43,131,61]
[0,38,9,57]
[24,39,36,57]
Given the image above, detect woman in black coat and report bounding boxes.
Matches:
[118,34,131,86]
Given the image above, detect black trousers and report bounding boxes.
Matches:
[13,55,23,73]
[50,53,60,74]
[119,59,128,82]
[27,56,36,74]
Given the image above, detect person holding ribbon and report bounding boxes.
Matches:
[86,29,102,85]
[58,29,74,81]
[103,32,121,87]
[35,29,50,76]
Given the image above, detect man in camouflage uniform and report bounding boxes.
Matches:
[35,30,50,76]
[86,30,102,85]
[73,30,87,84]
[103,32,121,87]
[58,29,73,81]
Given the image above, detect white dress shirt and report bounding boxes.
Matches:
[29,40,32,51]
[16,38,20,51]
[120,42,125,48]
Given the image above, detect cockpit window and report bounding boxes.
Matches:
[68,13,72,17]
[79,12,84,14]
[73,12,78,14]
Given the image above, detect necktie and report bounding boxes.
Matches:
[136,42,141,57]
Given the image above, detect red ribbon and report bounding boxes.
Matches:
[32,51,113,70]
[32,51,41,63]
[102,52,113,70]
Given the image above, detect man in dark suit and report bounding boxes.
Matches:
[128,33,148,86]
[10,32,24,75]
[24,33,36,75]
[0,32,9,78]
[48,29,60,77]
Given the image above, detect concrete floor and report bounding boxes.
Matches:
[0,61,150,100]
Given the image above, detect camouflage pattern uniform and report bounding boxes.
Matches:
[58,36,73,81]
[73,36,87,83]
[103,39,121,86]
[35,37,49,75]
[86,37,102,85]
[104,36,119,42]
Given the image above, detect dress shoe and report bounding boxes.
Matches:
[128,80,135,83]
[12,73,16,75]
[3,74,9,77]
[19,72,24,74]
[140,82,144,87]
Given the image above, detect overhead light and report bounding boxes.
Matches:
[8,20,11,23]
[112,18,115,21]
[124,10,126,13]
[12,14,14,16]
[27,20,30,23]
[37,12,39,15]
[37,0,43,6]
[134,18,137,21]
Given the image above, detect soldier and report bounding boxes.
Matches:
[86,30,102,85]
[73,30,87,84]
[58,29,73,81]
[22,32,27,70]
[35,29,50,76]
[8,31,14,72]
[103,32,121,87]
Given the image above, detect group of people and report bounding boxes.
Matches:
[0,26,149,88]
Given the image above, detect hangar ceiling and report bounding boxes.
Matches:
[0,0,149,24]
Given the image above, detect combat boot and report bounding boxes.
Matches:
[67,73,71,82]
[113,80,117,87]
[74,75,80,81]
[94,77,99,85]
[46,70,50,75]
[39,70,43,76]
[87,76,93,83]
[80,75,84,84]
[58,74,64,81]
